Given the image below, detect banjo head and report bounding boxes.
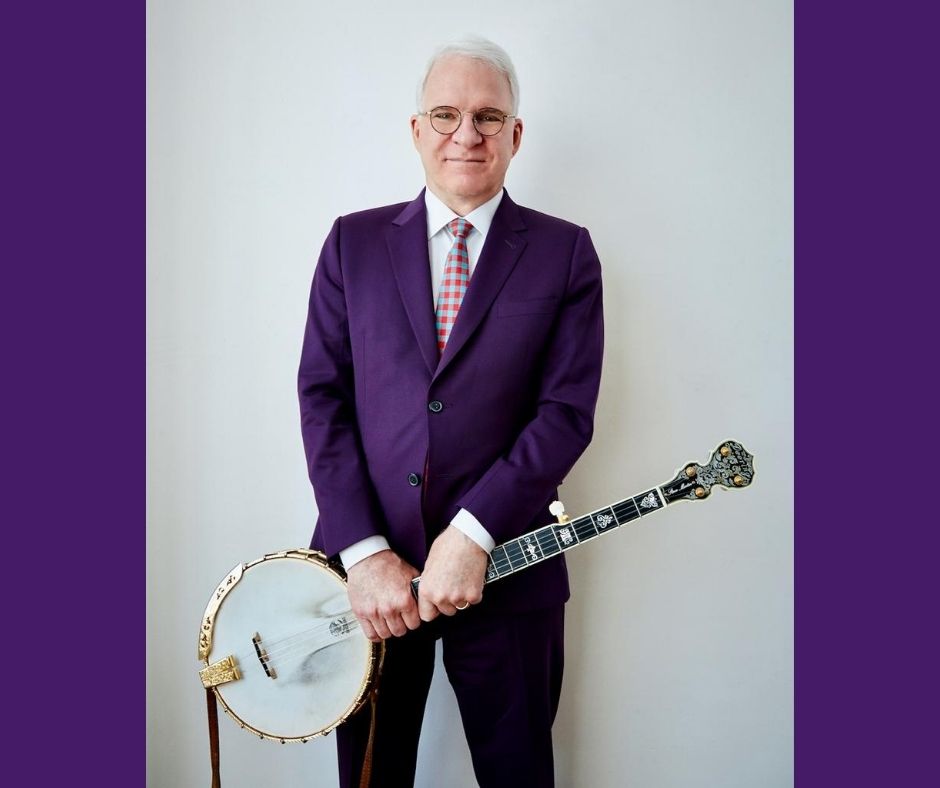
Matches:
[198,549,381,742]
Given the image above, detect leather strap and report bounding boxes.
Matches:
[203,665,377,788]
[358,688,379,788]
[206,688,222,788]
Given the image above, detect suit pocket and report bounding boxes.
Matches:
[496,297,560,317]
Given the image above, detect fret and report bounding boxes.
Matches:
[503,540,529,571]
[612,498,641,524]
[484,556,500,582]
[589,506,619,533]
[489,545,511,578]
[535,526,562,557]
[632,489,663,516]
[572,515,599,542]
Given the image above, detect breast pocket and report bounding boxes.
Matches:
[496,297,560,317]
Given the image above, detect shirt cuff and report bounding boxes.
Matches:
[339,535,391,570]
[451,508,496,553]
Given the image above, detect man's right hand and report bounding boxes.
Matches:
[345,549,422,642]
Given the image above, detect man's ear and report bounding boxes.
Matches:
[511,118,524,156]
[411,115,421,148]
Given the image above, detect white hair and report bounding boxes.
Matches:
[416,35,520,115]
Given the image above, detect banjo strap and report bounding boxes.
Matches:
[206,688,222,788]
[358,688,379,788]
[203,680,377,788]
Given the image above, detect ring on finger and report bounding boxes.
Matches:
[456,601,470,610]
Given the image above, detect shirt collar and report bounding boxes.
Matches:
[424,187,504,240]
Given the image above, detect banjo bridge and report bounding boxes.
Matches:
[252,632,278,680]
[199,655,241,688]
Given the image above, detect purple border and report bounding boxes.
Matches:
[6,0,936,784]
[796,2,936,786]
[3,2,143,780]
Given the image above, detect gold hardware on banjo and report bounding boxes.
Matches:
[198,440,754,746]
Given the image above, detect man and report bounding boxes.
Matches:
[299,36,604,788]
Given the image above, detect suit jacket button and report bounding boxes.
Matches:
[408,472,422,487]
[428,400,443,413]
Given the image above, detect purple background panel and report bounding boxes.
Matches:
[796,2,937,786]
[1,2,144,783]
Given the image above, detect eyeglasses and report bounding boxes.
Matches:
[419,106,516,137]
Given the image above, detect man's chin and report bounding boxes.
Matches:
[441,178,494,198]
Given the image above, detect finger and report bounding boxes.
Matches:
[359,617,381,644]
[438,601,459,617]
[372,617,393,640]
[418,597,440,623]
[386,614,408,638]
[402,604,422,631]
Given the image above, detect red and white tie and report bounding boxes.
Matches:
[435,217,474,353]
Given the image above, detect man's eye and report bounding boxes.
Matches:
[476,111,503,123]
[433,110,457,120]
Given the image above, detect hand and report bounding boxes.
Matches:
[346,550,421,642]
[418,526,488,622]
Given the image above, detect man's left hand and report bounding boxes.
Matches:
[418,525,488,622]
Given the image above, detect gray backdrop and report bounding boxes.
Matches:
[147,1,793,785]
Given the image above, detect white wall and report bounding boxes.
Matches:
[147,1,792,785]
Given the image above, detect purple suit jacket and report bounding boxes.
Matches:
[298,189,604,612]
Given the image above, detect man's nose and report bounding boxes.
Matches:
[451,112,483,146]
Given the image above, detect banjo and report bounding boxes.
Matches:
[197,439,754,744]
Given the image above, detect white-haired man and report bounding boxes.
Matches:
[299,35,604,787]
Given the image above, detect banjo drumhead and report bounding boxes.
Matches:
[206,552,376,741]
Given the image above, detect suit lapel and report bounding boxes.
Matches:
[434,191,528,380]
[386,191,439,376]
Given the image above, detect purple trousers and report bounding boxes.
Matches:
[337,603,565,788]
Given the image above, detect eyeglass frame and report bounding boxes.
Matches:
[417,105,518,137]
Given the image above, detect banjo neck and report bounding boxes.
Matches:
[411,439,754,594]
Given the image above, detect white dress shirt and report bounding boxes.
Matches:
[338,187,503,570]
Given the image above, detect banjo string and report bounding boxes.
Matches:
[262,628,363,672]
[259,618,361,663]
[225,615,362,667]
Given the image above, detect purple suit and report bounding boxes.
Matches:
[298,188,603,786]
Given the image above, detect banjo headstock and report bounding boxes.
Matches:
[660,440,754,503]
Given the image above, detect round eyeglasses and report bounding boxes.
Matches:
[419,106,516,136]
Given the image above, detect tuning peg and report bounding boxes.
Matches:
[549,500,570,524]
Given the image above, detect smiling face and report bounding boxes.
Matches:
[411,55,523,216]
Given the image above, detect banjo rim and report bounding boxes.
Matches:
[199,548,383,743]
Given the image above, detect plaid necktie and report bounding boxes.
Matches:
[435,217,474,353]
